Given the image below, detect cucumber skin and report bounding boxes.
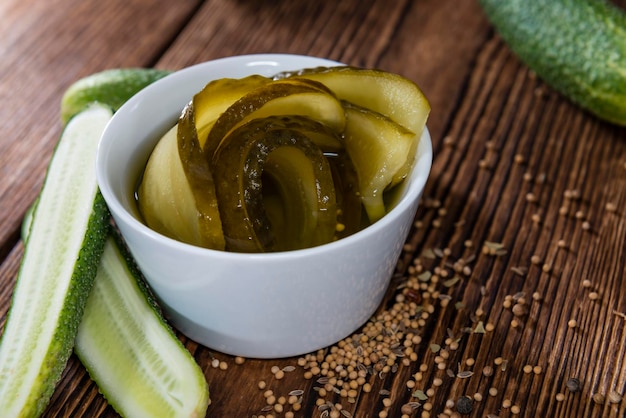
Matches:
[2,188,110,417]
[479,0,626,125]
[61,68,171,124]
[27,194,111,417]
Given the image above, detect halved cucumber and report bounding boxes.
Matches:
[75,235,210,418]
[0,104,113,417]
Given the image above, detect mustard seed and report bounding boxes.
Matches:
[605,202,617,212]
[502,399,512,408]
[526,192,538,203]
[556,393,565,402]
[473,392,483,402]
[582,279,592,288]
[489,387,498,397]
[589,291,599,300]
[465,358,475,367]
[511,405,521,414]
[533,365,542,375]
[483,366,494,376]
[523,365,533,374]
[582,221,591,230]
[219,361,228,370]
[531,254,542,264]
[608,390,622,404]
[593,393,605,404]
[274,370,285,380]
[382,397,392,407]
[258,380,267,390]
[568,319,577,328]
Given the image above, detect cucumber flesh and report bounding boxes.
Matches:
[76,236,210,418]
[0,104,113,417]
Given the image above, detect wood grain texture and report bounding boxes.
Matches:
[0,0,624,417]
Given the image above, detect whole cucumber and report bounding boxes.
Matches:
[479,0,626,126]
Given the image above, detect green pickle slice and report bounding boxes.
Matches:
[212,117,340,252]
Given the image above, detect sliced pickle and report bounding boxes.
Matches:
[175,101,225,249]
[205,79,346,157]
[342,102,418,223]
[284,66,430,136]
[137,124,222,248]
[192,75,271,146]
[211,117,338,252]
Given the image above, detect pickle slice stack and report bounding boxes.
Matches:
[138,66,430,252]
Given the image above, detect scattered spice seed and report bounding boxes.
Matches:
[582,221,591,230]
[568,319,577,328]
[483,366,494,376]
[556,393,565,402]
[566,378,581,393]
[456,396,473,415]
[593,393,605,404]
[533,366,542,375]
[530,255,542,265]
[457,371,474,379]
[489,387,498,397]
[582,279,592,288]
[608,390,622,404]
[605,202,617,212]
[511,405,521,414]
[502,399,512,408]
[589,291,599,301]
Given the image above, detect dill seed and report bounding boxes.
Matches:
[456,396,473,414]
[556,393,565,402]
[566,377,581,393]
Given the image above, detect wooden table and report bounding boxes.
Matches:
[1,1,625,417]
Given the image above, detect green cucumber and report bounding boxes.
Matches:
[0,104,113,417]
[75,235,210,417]
[9,68,209,417]
[21,211,210,418]
[478,0,626,125]
[61,68,171,124]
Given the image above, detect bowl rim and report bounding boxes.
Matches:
[97,53,433,260]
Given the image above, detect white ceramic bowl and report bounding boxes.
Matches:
[96,54,432,358]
